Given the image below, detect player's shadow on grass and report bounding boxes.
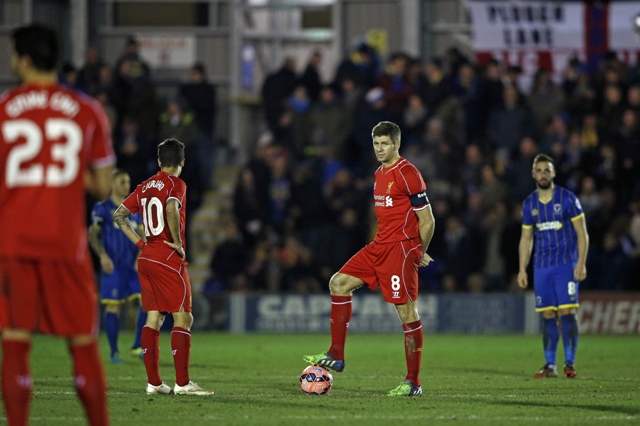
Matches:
[493,400,640,416]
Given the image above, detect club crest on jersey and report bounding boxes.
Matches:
[553,203,561,214]
[386,182,394,194]
[532,209,538,216]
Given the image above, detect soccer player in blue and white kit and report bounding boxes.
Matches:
[517,154,589,378]
[89,169,147,363]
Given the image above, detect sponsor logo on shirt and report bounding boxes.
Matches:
[536,221,563,231]
[374,194,394,207]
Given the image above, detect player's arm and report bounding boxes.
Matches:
[517,226,534,288]
[88,222,114,274]
[137,223,147,243]
[164,199,186,260]
[114,205,146,249]
[571,214,589,282]
[414,205,435,267]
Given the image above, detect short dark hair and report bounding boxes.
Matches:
[191,63,206,76]
[158,139,185,168]
[12,24,59,71]
[372,121,401,143]
[532,154,554,169]
[111,168,129,179]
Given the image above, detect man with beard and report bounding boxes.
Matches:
[517,154,589,379]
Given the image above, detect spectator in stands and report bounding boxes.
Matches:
[207,222,248,293]
[479,163,507,212]
[615,109,640,204]
[180,63,217,189]
[262,57,298,136]
[578,176,602,220]
[233,166,268,250]
[450,62,482,144]
[111,52,158,137]
[113,117,151,186]
[377,52,413,121]
[415,57,450,119]
[599,84,626,139]
[626,85,640,116]
[267,150,293,238]
[505,137,538,203]
[288,85,314,159]
[279,235,322,293]
[309,85,352,160]
[333,42,379,96]
[300,50,323,103]
[481,202,508,292]
[442,215,481,291]
[527,68,565,136]
[539,114,569,154]
[78,46,105,95]
[158,99,199,153]
[59,62,82,92]
[487,84,536,158]
[402,94,428,147]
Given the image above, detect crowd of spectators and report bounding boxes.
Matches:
[210,44,640,295]
[66,37,640,295]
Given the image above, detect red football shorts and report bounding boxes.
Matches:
[339,238,422,303]
[137,258,192,313]
[0,255,99,336]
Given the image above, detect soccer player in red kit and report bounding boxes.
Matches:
[0,25,113,425]
[113,138,213,396]
[304,121,435,396]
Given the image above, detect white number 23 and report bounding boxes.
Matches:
[3,118,82,187]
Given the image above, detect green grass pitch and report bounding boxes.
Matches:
[1,332,638,425]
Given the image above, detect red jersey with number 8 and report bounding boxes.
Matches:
[0,82,115,260]
[122,170,187,265]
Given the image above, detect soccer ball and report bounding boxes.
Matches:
[299,365,333,395]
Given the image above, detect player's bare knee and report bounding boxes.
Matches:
[2,329,32,341]
[68,335,96,347]
[558,308,576,316]
[172,312,193,330]
[329,274,349,295]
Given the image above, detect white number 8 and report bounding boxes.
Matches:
[568,281,576,296]
[391,275,401,291]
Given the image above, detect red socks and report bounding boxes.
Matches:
[171,327,191,387]
[403,320,423,386]
[1,340,32,426]
[69,343,108,426]
[327,296,352,360]
[141,326,162,386]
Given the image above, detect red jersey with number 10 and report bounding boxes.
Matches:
[373,157,429,243]
[122,170,187,265]
[0,82,115,260]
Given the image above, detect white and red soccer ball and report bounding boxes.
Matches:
[299,365,333,395]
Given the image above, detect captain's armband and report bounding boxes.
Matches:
[409,190,429,207]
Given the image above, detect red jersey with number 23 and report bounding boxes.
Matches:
[0,82,115,260]
[373,157,428,243]
[122,170,187,266]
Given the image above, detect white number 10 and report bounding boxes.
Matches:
[3,118,82,187]
[140,197,165,237]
